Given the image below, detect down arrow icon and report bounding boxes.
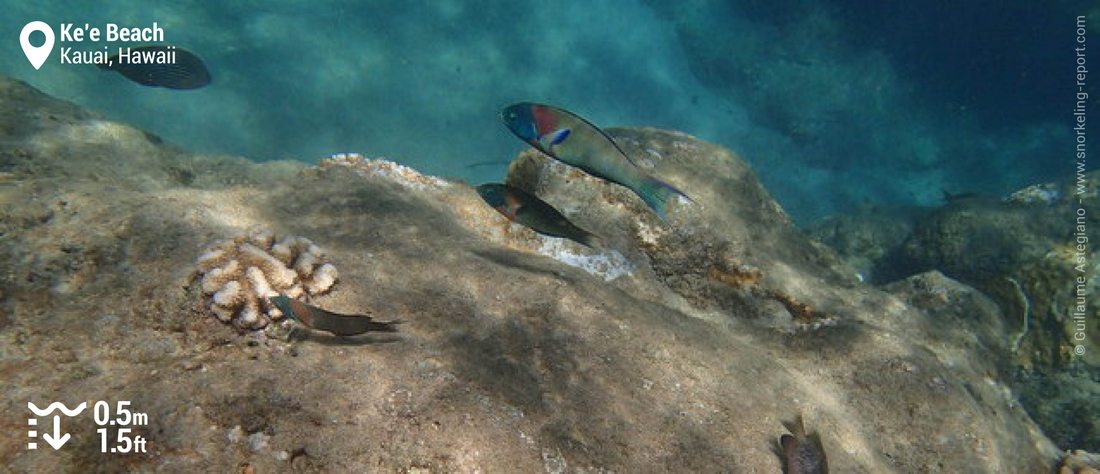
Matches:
[42,416,70,450]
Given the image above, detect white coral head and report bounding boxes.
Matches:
[195,231,339,331]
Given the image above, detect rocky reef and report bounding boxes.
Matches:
[0,75,1081,471]
[811,171,1100,453]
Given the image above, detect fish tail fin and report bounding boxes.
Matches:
[636,177,690,221]
[578,231,601,249]
[369,320,402,333]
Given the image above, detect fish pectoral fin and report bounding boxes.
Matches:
[493,205,515,221]
[577,230,600,248]
[547,127,571,145]
[539,128,572,151]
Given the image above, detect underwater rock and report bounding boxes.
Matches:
[807,206,926,284]
[1060,450,1100,473]
[814,171,1100,451]
[195,230,337,330]
[504,127,854,333]
[899,200,1064,287]
[811,172,1100,370]
[317,152,451,191]
[1008,182,1063,205]
[1018,371,1100,453]
[881,271,1012,375]
[0,76,1069,472]
[310,151,636,282]
[983,174,1100,376]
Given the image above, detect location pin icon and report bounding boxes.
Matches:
[20,21,55,70]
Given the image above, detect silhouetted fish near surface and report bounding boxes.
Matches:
[98,45,210,89]
[500,102,690,220]
[269,295,400,336]
[941,188,982,204]
[779,414,829,474]
[465,159,513,169]
[476,183,599,247]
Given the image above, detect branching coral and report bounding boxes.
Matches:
[195,230,338,330]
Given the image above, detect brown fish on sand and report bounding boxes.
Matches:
[779,414,829,474]
[269,295,399,336]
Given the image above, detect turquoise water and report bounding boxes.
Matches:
[1,1,1089,222]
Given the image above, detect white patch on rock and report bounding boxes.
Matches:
[640,148,662,168]
[319,153,450,191]
[635,220,663,248]
[247,432,270,452]
[672,140,698,151]
[226,425,245,443]
[541,447,568,474]
[536,239,633,281]
[1006,183,1061,204]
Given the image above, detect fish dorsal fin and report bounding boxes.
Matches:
[602,131,643,167]
[794,414,807,437]
[504,192,525,219]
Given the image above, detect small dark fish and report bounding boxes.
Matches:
[269,295,400,336]
[476,183,599,247]
[500,102,689,220]
[98,45,211,89]
[779,414,829,474]
[941,189,981,203]
[465,159,513,169]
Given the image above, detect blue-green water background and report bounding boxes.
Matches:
[2,1,1093,223]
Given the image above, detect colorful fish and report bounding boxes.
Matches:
[476,183,599,247]
[500,102,689,220]
[269,295,400,336]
